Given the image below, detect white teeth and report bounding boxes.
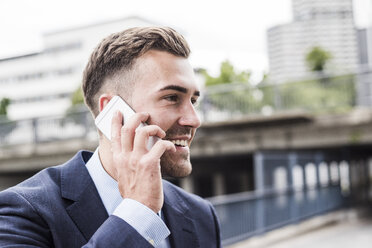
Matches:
[171,139,188,147]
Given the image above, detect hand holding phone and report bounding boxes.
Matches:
[95,96,159,150]
[95,96,176,213]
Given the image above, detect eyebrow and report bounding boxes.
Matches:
[159,85,200,96]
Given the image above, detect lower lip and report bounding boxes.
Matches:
[174,145,189,152]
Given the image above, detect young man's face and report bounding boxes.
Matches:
[127,50,201,177]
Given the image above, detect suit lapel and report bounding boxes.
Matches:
[163,181,200,248]
[61,151,109,241]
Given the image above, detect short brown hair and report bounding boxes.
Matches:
[82,26,191,116]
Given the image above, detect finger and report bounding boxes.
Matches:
[147,140,176,159]
[111,111,123,154]
[121,112,150,152]
[133,125,166,152]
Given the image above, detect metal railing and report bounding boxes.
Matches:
[200,73,357,122]
[208,184,346,246]
[0,110,96,147]
[207,148,372,246]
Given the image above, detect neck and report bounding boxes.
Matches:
[98,139,117,181]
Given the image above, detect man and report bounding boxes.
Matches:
[0,27,221,247]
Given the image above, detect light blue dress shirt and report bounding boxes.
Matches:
[85,148,171,247]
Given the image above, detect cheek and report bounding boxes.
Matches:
[149,109,178,131]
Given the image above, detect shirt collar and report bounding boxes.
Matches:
[85,148,123,215]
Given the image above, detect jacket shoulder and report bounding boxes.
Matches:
[163,180,213,210]
[0,150,92,205]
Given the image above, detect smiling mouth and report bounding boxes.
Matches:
[169,139,188,147]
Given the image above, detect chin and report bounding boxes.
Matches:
[160,152,192,178]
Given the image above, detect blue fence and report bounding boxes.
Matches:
[209,185,346,246]
[206,150,368,246]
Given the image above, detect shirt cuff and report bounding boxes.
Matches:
[113,198,170,247]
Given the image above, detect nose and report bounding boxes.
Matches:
[178,102,201,128]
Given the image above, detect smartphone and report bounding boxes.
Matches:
[95,95,159,150]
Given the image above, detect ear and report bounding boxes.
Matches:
[98,94,114,112]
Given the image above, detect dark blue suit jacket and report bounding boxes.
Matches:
[0,151,221,247]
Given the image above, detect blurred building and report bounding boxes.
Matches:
[356,26,372,106]
[357,27,372,70]
[267,0,359,83]
[0,16,157,120]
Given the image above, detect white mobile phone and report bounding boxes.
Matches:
[95,95,159,150]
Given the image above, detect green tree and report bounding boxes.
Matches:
[202,60,251,86]
[306,46,332,72]
[0,98,10,117]
[0,98,16,141]
[200,61,265,116]
[66,86,86,114]
[64,86,87,126]
[71,86,84,106]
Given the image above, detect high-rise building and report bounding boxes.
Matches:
[267,0,359,83]
[0,16,156,120]
[357,27,372,69]
[356,27,372,106]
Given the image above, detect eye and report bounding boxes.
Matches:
[191,98,199,106]
[164,94,179,103]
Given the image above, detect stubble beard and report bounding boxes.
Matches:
[160,126,194,178]
[160,150,192,178]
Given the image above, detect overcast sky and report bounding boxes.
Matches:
[0,0,371,82]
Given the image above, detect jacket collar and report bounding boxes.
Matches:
[163,181,200,248]
[60,151,108,241]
